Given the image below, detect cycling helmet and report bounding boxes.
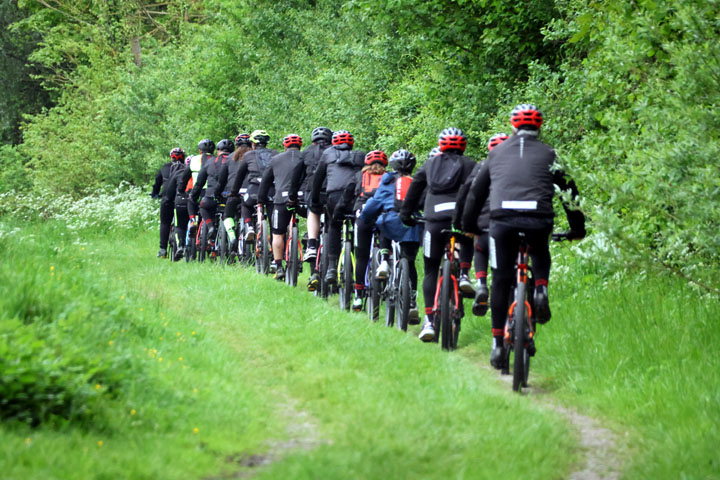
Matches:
[438,127,467,152]
[216,139,234,153]
[311,126,333,143]
[235,133,251,147]
[427,147,441,159]
[170,147,186,162]
[331,130,354,147]
[364,150,388,166]
[283,134,303,148]
[510,104,543,130]
[389,149,416,173]
[250,129,270,145]
[487,133,509,151]
[197,138,215,153]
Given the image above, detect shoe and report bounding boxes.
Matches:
[533,285,551,324]
[375,260,389,280]
[325,267,337,285]
[304,246,317,263]
[472,283,489,316]
[269,263,278,275]
[274,266,285,281]
[408,291,420,325]
[458,274,475,296]
[490,344,508,370]
[157,248,167,258]
[352,294,364,312]
[418,317,436,342]
[244,226,256,242]
[174,247,184,261]
[229,238,239,254]
[307,273,320,292]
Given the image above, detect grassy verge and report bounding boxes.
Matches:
[1,221,577,479]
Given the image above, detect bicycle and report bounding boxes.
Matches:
[284,206,303,287]
[503,231,569,392]
[433,228,465,351]
[338,214,355,311]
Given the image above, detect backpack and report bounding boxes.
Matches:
[360,171,383,199]
[427,154,464,194]
[393,175,413,210]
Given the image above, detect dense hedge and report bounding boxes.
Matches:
[4,0,719,288]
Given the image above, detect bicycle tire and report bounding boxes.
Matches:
[319,232,329,298]
[286,224,300,287]
[261,219,271,274]
[168,225,178,262]
[439,258,454,351]
[512,281,527,392]
[185,225,197,262]
[198,221,209,263]
[367,251,380,322]
[339,241,353,310]
[396,258,411,331]
[218,221,228,264]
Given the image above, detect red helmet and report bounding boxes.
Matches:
[438,127,467,152]
[170,147,186,162]
[364,150,388,166]
[332,130,354,147]
[510,104,543,129]
[283,134,303,148]
[487,133,509,151]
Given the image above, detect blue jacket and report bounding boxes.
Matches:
[360,172,422,243]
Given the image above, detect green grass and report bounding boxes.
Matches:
[2,221,718,479]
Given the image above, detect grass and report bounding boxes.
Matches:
[1,220,718,479]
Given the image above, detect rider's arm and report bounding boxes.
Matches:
[190,164,208,203]
[289,156,306,200]
[177,165,191,195]
[310,158,328,211]
[553,168,586,237]
[461,162,490,233]
[216,162,229,196]
[151,165,164,197]
[257,167,274,205]
[229,160,249,196]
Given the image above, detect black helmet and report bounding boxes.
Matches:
[235,133,251,147]
[311,126,332,143]
[217,139,234,153]
[389,149,416,174]
[197,139,215,153]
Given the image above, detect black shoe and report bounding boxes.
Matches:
[157,248,167,258]
[307,273,320,292]
[472,283,489,316]
[274,266,286,281]
[533,285,551,324]
[325,267,337,285]
[173,247,184,261]
[490,344,508,370]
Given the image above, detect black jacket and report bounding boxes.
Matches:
[229,147,279,197]
[258,148,303,205]
[400,151,476,223]
[310,145,365,208]
[461,131,585,233]
[191,152,231,202]
[453,162,489,231]
[152,161,182,198]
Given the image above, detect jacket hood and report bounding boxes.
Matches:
[380,171,397,185]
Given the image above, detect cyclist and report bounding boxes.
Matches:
[336,150,388,311]
[453,133,509,316]
[309,130,365,286]
[359,149,422,321]
[461,104,586,369]
[217,133,253,253]
[400,127,477,342]
[190,138,234,246]
[229,130,279,242]
[289,126,333,290]
[153,147,187,257]
[177,139,215,247]
[257,134,304,280]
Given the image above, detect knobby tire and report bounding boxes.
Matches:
[512,282,527,392]
[439,258,454,351]
[396,258,411,331]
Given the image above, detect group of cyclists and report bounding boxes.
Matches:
[151,104,586,369]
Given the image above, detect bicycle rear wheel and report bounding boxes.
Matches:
[318,232,330,298]
[169,225,178,262]
[339,241,353,310]
[185,224,197,262]
[367,251,380,322]
[512,282,527,392]
[286,224,300,287]
[396,258,411,331]
[218,221,229,264]
[198,221,209,263]
[439,258,455,351]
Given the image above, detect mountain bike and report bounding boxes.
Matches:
[504,231,570,392]
[284,206,302,287]
[433,229,465,351]
[255,202,271,275]
[338,214,355,311]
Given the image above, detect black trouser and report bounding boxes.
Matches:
[354,216,391,288]
[421,221,473,316]
[474,232,489,280]
[488,221,552,335]
[199,197,217,222]
[174,201,189,248]
[401,242,420,291]
[159,199,174,249]
[324,190,344,260]
[271,204,292,235]
[224,196,241,221]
